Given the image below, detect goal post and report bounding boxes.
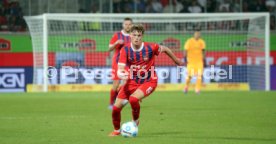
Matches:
[24,13,270,92]
[265,13,270,91]
[42,14,48,92]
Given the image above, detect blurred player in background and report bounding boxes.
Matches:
[183,29,206,94]
[109,24,183,136]
[108,18,133,109]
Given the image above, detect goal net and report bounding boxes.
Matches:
[24,13,270,92]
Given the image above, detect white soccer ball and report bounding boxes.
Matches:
[121,121,138,137]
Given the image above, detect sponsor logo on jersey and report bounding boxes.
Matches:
[143,56,149,61]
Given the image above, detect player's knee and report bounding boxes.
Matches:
[121,99,128,106]
[129,96,139,105]
[112,105,122,112]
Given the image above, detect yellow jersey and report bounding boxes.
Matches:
[184,38,206,65]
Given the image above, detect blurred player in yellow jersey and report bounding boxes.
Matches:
[183,29,206,94]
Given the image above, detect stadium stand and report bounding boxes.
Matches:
[0,0,275,31]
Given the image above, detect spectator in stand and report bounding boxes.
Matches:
[257,0,268,11]
[113,0,122,13]
[146,0,163,13]
[120,0,134,13]
[218,0,230,12]
[8,15,16,31]
[160,0,169,7]
[3,1,9,16]
[174,0,184,13]
[266,0,276,15]
[102,1,111,13]
[188,0,203,13]
[242,0,249,12]
[220,5,229,12]
[145,0,154,13]
[249,0,267,12]
[0,7,8,30]
[163,0,174,13]
[179,0,189,13]
[197,0,206,11]
[135,0,146,13]
[271,15,275,30]
[266,0,276,9]
[1,0,9,8]
[2,1,25,31]
[153,0,163,12]
[230,0,241,12]
[206,0,217,12]
[163,0,184,13]
[4,2,26,32]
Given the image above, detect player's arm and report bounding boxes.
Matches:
[203,49,206,60]
[117,64,128,80]
[183,39,189,65]
[108,34,124,52]
[202,40,206,66]
[183,50,187,65]
[108,40,124,52]
[117,47,128,79]
[161,45,183,66]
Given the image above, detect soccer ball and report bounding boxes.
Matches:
[121,121,138,137]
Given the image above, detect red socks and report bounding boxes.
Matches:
[112,106,121,130]
[110,89,118,105]
[129,96,140,121]
[111,96,140,130]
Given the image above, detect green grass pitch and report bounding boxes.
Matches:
[0,91,276,144]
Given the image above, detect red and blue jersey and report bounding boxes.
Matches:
[109,30,131,64]
[118,42,161,84]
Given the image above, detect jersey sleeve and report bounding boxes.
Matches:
[184,39,190,50]
[118,47,128,66]
[152,43,162,56]
[109,33,118,45]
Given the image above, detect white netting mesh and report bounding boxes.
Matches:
[24,13,269,91]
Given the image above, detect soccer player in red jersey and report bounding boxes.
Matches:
[109,24,183,136]
[108,18,133,109]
